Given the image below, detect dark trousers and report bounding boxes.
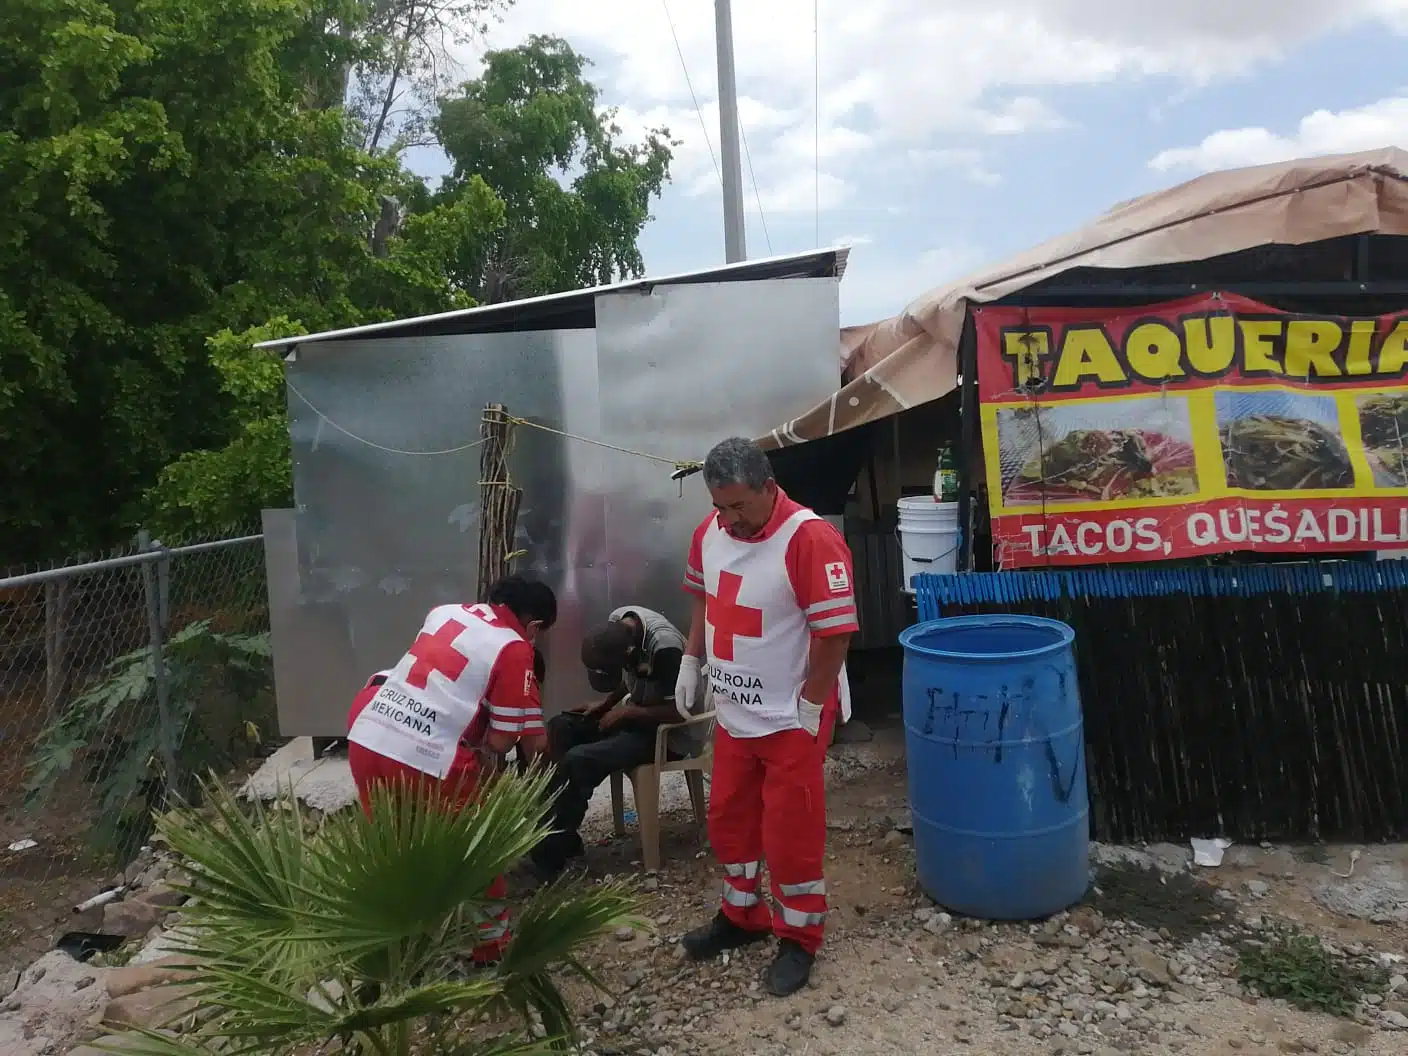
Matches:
[534,712,658,870]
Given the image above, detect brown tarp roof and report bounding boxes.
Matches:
[755,147,1408,452]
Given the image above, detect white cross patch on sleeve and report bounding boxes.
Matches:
[824,561,850,593]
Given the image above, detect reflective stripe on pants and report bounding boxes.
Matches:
[707,706,836,954]
[472,874,512,962]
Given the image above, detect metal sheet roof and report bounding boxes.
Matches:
[256,246,850,351]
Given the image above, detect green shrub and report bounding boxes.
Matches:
[1238,927,1387,1017]
[24,620,274,859]
[98,771,639,1055]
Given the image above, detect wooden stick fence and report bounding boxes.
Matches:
[476,404,523,601]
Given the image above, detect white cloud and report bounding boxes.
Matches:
[447,1,1408,322]
[1149,96,1408,173]
[753,170,850,213]
[908,148,1002,186]
[970,97,1069,137]
[475,1,1408,215]
[840,243,988,323]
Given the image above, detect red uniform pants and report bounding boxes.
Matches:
[347,688,510,963]
[708,706,837,954]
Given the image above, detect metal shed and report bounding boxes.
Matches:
[259,248,850,735]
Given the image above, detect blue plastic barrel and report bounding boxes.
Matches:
[898,615,1089,920]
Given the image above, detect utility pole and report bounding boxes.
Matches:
[714,0,747,262]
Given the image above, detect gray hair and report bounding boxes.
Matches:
[703,436,773,491]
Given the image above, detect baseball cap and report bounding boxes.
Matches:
[581,621,633,693]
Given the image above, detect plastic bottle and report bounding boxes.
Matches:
[933,446,958,502]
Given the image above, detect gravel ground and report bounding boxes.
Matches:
[548,748,1408,1056]
[34,723,1408,1056]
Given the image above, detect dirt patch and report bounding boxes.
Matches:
[0,751,278,984]
[1088,860,1229,942]
[1199,842,1408,949]
[0,785,118,981]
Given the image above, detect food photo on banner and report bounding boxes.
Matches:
[974,293,1408,568]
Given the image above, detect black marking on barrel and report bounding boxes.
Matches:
[1043,735,1083,805]
[994,696,1010,763]
[924,687,1003,759]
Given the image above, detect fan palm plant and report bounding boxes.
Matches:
[97,768,641,1055]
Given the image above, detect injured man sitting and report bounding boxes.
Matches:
[530,605,700,878]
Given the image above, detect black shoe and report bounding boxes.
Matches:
[764,939,814,997]
[528,845,564,882]
[529,831,584,880]
[681,911,770,961]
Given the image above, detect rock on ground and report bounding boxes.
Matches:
[0,951,106,1056]
[101,900,167,939]
[1313,864,1408,923]
[240,737,359,814]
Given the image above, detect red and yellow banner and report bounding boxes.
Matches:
[975,293,1408,568]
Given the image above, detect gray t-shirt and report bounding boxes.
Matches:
[608,606,703,757]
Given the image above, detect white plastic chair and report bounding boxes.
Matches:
[610,709,716,872]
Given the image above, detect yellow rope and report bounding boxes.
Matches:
[286,379,488,457]
[281,386,699,472]
[505,415,703,474]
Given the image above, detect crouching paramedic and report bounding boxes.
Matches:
[676,437,857,997]
[346,575,557,963]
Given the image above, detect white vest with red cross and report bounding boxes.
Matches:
[700,509,829,739]
[347,603,522,778]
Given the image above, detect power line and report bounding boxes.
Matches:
[814,0,820,247]
[739,124,773,255]
[659,0,720,186]
[661,0,770,255]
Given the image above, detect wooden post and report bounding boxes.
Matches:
[477,404,524,601]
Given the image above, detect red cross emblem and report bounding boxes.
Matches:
[405,619,469,689]
[706,570,763,661]
[825,561,849,592]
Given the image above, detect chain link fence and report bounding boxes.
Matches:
[0,531,272,975]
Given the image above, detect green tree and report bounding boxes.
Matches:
[148,35,674,535]
[2,5,671,553]
[100,772,640,1054]
[434,34,676,303]
[0,0,504,557]
[349,0,515,154]
[146,174,506,539]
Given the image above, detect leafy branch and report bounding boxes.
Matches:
[94,773,642,1055]
[24,620,275,860]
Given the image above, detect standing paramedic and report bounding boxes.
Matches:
[345,575,557,964]
[674,436,857,996]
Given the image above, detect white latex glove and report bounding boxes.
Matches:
[797,694,823,737]
[675,655,702,720]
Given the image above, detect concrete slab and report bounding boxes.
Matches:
[241,739,358,814]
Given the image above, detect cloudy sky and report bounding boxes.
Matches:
[418,0,1408,326]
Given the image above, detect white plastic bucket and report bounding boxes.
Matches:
[897,498,960,592]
